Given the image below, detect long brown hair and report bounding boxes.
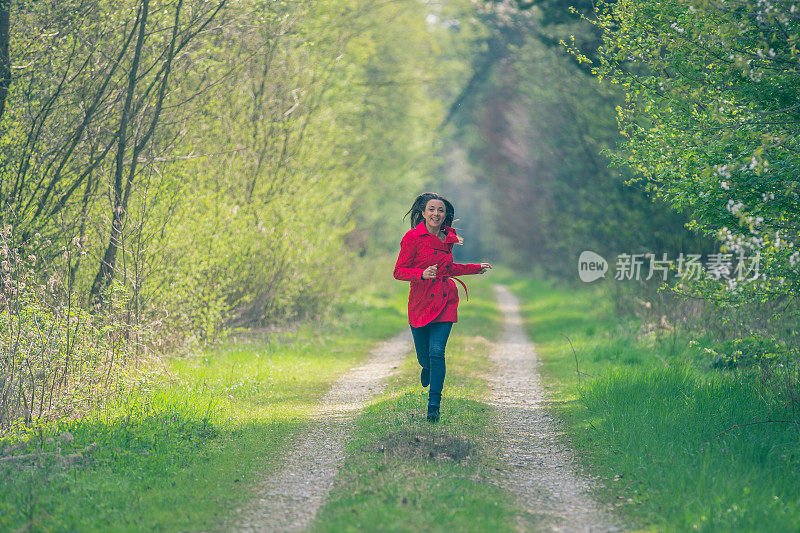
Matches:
[403,192,455,229]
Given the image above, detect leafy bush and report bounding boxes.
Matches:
[580,0,800,358]
[0,225,137,431]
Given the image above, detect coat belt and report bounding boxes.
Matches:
[442,275,469,301]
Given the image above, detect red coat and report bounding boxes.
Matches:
[393,221,483,327]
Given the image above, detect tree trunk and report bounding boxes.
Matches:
[89,0,150,305]
[0,0,10,126]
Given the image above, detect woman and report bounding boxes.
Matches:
[393,192,491,422]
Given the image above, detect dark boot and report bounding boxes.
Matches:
[421,366,430,387]
[427,404,440,423]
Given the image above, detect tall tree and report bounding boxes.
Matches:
[0,0,9,124]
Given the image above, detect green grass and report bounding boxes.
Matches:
[492,268,800,532]
[0,256,410,532]
[16,257,797,532]
[312,278,519,532]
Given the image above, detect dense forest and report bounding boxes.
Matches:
[2,1,800,531]
[2,0,799,441]
[1,0,455,427]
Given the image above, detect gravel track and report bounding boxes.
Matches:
[230,330,411,532]
[487,284,623,532]
[227,285,622,532]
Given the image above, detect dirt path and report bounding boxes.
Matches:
[231,330,411,532]
[487,284,622,532]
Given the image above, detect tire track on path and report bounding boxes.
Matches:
[230,330,412,532]
[488,284,623,532]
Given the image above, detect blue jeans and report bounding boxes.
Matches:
[410,321,453,407]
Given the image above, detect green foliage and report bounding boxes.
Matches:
[0,0,461,430]
[702,334,796,369]
[0,225,136,431]
[587,0,800,357]
[453,0,707,276]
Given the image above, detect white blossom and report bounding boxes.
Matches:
[726,199,744,215]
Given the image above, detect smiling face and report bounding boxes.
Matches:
[423,199,446,232]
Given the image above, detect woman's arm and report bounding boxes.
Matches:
[447,262,483,276]
[393,234,426,281]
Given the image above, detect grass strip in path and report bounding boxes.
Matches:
[310,280,521,532]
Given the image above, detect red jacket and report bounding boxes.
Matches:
[393,221,483,327]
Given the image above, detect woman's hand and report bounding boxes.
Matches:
[422,265,438,279]
[478,262,492,274]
